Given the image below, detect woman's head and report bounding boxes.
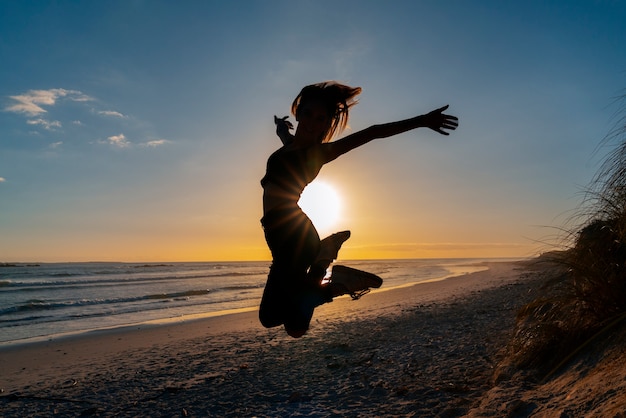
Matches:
[292,81,361,143]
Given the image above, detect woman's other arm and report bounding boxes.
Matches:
[274,115,294,145]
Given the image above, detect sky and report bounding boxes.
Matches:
[1,1,625,262]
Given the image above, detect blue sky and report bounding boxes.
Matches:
[1,1,625,262]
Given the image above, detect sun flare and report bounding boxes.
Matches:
[298,180,342,235]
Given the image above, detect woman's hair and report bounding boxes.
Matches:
[291,81,362,142]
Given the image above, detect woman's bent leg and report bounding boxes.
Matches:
[282,285,330,337]
[259,264,288,328]
[260,207,327,336]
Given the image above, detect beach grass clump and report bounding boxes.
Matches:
[497,93,626,381]
[494,259,590,381]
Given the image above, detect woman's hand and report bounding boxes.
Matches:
[423,105,458,136]
[274,115,294,145]
[274,115,293,132]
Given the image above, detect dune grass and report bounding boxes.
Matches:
[498,93,626,381]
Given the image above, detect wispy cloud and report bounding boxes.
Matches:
[0,177,5,183]
[141,139,169,147]
[98,110,127,119]
[108,133,130,148]
[99,136,170,149]
[6,88,167,152]
[5,89,93,116]
[27,118,62,130]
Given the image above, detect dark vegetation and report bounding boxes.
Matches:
[498,93,626,381]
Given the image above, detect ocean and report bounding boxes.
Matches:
[0,258,515,345]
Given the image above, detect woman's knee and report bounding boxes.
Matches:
[284,325,307,338]
[259,310,283,328]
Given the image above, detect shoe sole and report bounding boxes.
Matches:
[331,265,383,289]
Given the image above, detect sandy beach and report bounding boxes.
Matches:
[1,260,624,417]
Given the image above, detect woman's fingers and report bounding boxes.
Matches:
[274,115,294,130]
[442,116,458,129]
[431,109,458,135]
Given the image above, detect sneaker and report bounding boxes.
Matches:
[306,231,352,285]
[330,265,383,300]
[316,230,351,264]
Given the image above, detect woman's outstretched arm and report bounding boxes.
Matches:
[325,105,458,161]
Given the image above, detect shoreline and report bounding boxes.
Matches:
[0,260,537,417]
[0,262,525,376]
[0,259,502,348]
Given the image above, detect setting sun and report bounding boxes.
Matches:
[298,180,342,235]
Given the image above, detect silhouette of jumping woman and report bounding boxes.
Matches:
[260,81,458,337]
